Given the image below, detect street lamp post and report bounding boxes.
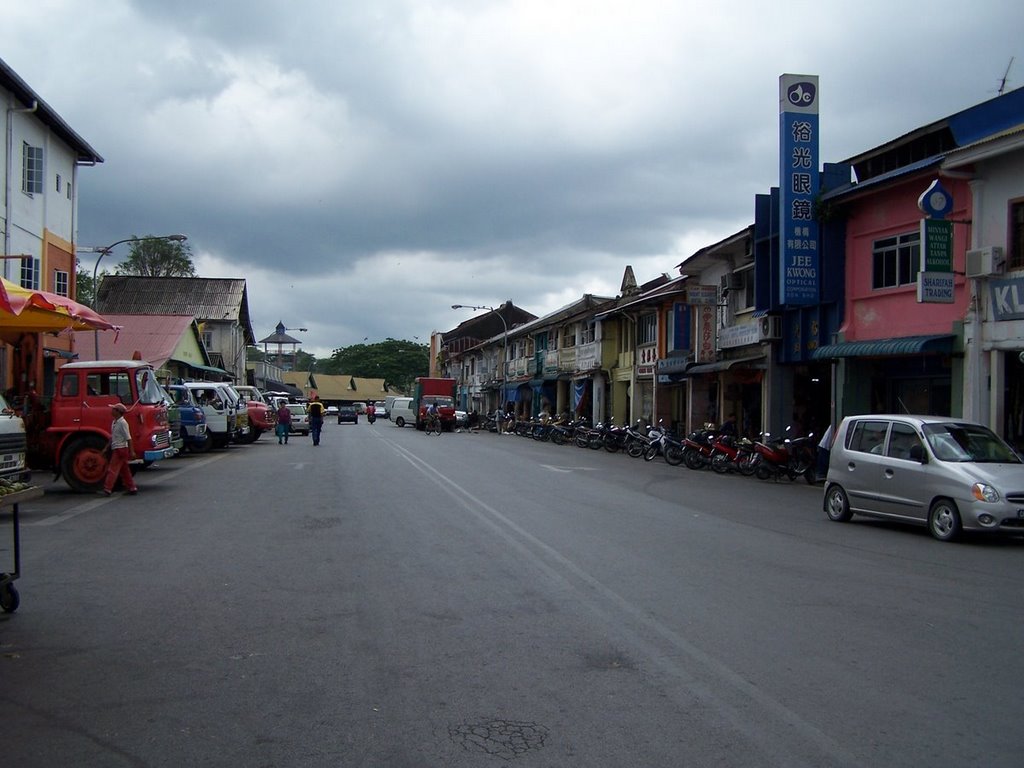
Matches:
[79,234,188,359]
[452,303,508,415]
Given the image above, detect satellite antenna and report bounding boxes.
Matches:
[998,57,1014,95]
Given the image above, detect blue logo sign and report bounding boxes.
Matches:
[787,81,817,108]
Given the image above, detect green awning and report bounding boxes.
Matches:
[811,334,954,360]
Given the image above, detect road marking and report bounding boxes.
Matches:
[27,454,229,527]
[384,438,864,768]
[539,464,599,473]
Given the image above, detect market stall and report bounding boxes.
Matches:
[0,277,119,612]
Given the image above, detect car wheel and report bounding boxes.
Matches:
[928,498,962,542]
[824,484,853,522]
[395,417,405,427]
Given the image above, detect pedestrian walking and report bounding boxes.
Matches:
[276,402,292,444]
[308,396,325,445]
[101,403,138,496]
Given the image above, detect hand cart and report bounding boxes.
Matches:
[1,485,44,613]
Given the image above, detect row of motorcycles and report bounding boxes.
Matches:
[486,413,818,483]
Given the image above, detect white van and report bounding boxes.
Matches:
[389,397,415,427]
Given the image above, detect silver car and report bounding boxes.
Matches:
[824,414,1024,541]
[286,403,310,436]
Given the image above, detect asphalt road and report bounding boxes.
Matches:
[1,420,1022,767]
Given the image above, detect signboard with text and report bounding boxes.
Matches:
[917,272,955,303]
[779,74,820,306]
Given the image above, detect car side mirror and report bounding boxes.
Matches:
[909,444,926,463]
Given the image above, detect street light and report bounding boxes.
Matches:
[452,303,508,413]
[79,233,188,358]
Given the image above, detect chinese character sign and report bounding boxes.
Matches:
[779,74,820,306]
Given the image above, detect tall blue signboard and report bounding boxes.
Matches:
[779,74,820,305]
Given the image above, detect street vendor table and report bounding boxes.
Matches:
[1,485,44,613]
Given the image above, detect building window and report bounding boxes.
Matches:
[581,321,595,344]
[56,173,62,193]
[1010,200,1024,271]
[22,143,43,195]
[560,326,574,348]
[872,231,920,289]
[54,270,69,297]
[640,313,657,344]
[20,258,40,290]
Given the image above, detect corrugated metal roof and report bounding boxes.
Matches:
[72,314,200,366]
[96,276,255,344]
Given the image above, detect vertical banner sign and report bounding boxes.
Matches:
[779,74,820,305]
[916,179,955,303]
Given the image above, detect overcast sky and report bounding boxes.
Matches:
[7,0,1023,356]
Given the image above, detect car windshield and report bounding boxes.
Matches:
[287,404,306,415]
[923,422,1022,463]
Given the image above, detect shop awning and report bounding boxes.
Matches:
[811,334,955,360]
[188,362,232,378]
[685,354,766,375]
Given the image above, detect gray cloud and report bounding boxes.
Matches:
[7,0,1022,356]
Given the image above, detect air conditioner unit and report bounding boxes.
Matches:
[965,246,1005,278]
[758,316,781,341]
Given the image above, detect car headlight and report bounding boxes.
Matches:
[972,483,1000,503]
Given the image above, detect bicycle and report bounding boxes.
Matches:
[425,413,442,435]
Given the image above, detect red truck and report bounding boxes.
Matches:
[233,385,276,443]
[412,377,457,431]
[23,360,178,492]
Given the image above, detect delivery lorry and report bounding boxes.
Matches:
[23,360,177,492]
[412,377,456,431]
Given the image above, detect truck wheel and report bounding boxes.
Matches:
[190,433,213,453]
[395,417,405,428]
[60,434,108,493]
[0,582,20,613]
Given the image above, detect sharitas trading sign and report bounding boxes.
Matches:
[779,74,820,306]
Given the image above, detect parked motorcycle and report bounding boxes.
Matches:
[682,425,717,470]
[643,421,686,465]
[751,428,817,483]
[624,420,649,458]
[709,433,756,474]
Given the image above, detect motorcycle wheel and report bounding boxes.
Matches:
[575,434,590,449]
[664,445,685,466]
[643,445,659,461]
[684,448,704,470]
[756,464,774,480]
[737,453,757,476]
[711,453,731,474]
[626,440,645,458]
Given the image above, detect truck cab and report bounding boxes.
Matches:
[31,360,177,492]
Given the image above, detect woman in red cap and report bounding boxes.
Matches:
[101,402,139,496]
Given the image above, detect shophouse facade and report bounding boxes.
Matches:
[812,87,1024,430]
[496,294,616,422]
[944,120,1024,451]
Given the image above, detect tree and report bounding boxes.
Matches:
[115,236,196,277]
[322,339,428,394]
[75,258,100,307]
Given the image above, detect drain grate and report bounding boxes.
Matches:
[449,718,549,760]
